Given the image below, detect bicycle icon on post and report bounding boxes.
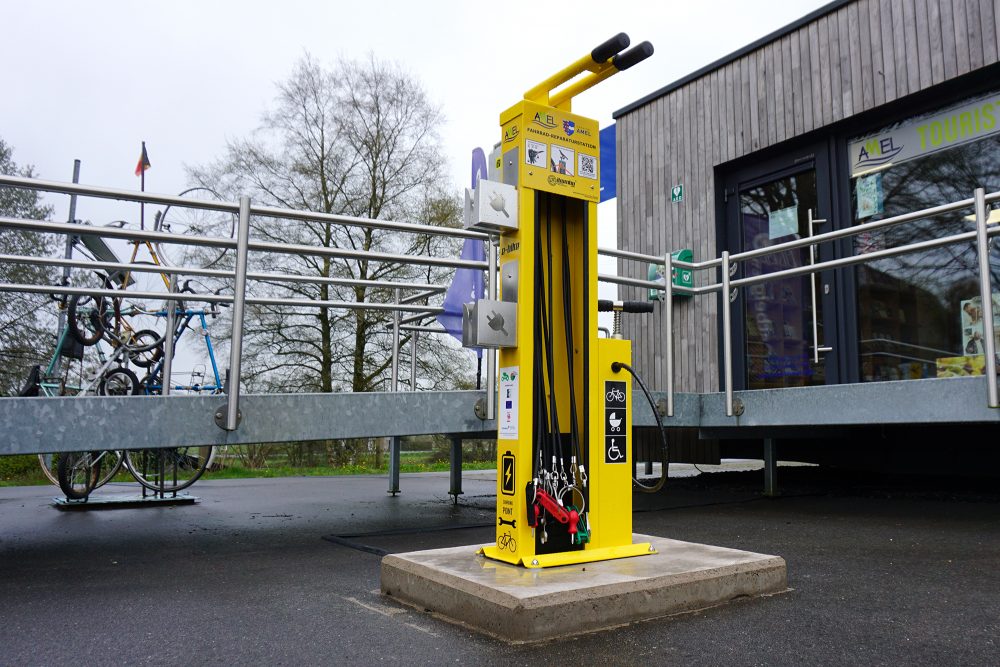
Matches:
[498,531,517,553]
[606,387,626,403]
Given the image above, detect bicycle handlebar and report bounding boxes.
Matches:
[591,33,630,63]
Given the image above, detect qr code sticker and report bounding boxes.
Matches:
[578,153,597,180]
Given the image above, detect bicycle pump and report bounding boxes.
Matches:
[462,34,655,568]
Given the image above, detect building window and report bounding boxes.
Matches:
[849,91,1000,382]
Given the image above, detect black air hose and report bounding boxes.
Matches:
[611,361,668,493]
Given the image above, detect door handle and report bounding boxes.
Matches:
[808,209,833,363]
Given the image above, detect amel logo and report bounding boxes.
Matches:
[855,136,903,170]
[563,120,575,136]
[532,112,557,129]
[503,124,519,143]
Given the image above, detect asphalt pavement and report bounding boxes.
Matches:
[1,465,998,665]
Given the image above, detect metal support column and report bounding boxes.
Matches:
[161,275,178,396]
[410,331,417,391]
[763,438,778,497]
[721,251,734,417]
[388,436,401,496]
[663,251,674,417]
[54,160,82,363]
[448,436,463,504]
[218,196,250,430]
[974,188,998,407]
[388,287,401,495]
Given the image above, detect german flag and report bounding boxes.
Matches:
[134,143,151,176]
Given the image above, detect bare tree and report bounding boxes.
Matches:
[188,54,472,393]
[0,139,56,396]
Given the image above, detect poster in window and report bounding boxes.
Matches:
[856,173,884,220]
[768,204,799,240]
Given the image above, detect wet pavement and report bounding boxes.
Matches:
[1,466,998,665]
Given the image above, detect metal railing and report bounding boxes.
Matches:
[0,174,494,431]
[600,187,1000,418]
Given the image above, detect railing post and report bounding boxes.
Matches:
[721,251,734,417]
[663,251,674,417]
[55,160,82,363]
[391,288,400,392]
[974,188,998,408]
[219,195,250,431]
[388,287,402,495]
[162,275,178,396]
[410,331,417,391]
[486,236,497,420]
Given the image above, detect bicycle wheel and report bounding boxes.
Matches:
[98,367,141,396]
[139,371,162,395]
[156,187,235,269]
[39,451,124,489]
[125,446,214,493]
[102,260,174,351]
[127,329,165,368]
[67,293,107,346]
[57,451,102,500]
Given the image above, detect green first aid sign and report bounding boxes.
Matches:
[670,183,683,203]
[648,249,693,300]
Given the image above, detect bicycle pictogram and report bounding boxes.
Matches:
[606,387,625,403]
[498,531,517,553]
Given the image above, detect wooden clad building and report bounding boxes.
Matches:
[615,0,1000,410]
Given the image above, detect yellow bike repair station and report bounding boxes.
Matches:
[463,34,655,568]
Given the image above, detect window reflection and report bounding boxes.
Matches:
[851,133,1000,381]
[741,171,824,389]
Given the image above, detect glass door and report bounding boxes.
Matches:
[723,150,840,390]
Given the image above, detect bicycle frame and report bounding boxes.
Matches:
[141,308,223,394]
[38,326,124,397]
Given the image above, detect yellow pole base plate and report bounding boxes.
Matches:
[480,541,655,569]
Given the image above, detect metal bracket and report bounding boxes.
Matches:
[732,397,745,417]
[214,405,242,430]
[474,398,488,420]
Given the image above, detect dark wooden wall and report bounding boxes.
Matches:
[617,0,1000,393]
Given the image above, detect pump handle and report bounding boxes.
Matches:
[591,33,631,64]
[613,41,654,71]
[597,300,655,313]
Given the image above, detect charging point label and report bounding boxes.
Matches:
[501,451,515,495]
[605,381,627,464]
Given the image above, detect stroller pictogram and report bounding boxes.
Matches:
[608,412,622,432]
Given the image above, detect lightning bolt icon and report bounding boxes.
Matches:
[505,464,512,486]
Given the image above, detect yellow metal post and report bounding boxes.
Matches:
[480,35,654,568]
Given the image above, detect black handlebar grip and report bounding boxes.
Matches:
[622,301,655,313]
[613,41,654,71]
[591,33,630,64]
[597,300,655,313]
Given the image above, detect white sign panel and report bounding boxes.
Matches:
[849,92,1000,177]
[498,366,519,440]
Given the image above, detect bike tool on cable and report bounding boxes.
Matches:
[461,34,664,568]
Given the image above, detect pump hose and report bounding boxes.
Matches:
[611,361,668,493]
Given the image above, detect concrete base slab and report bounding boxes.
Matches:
[53,493,198,510]
[381,533,787,642]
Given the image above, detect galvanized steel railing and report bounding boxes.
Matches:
[0,174,493,431]
[598,187,1000,418]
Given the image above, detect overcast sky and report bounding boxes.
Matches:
[4,0,831,229]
